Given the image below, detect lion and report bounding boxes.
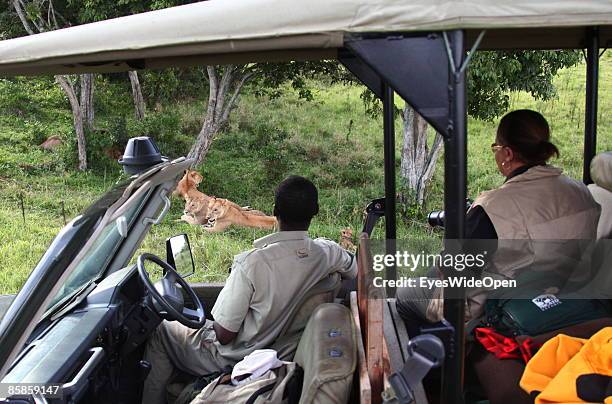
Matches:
[339,227,356,252]
[175,169,213,220]
[174,170,209,201]
[198,197,276,232]
[180,197,209,225]
[181,196,267,227]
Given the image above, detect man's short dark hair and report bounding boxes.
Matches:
[273,176,319,225]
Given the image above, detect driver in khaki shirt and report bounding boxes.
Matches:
[142,176,357,404]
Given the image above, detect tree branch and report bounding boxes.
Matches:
[56,75,79,111]
[12,0,36,35]
[213,65,237,124]
[48,0,60,30]
[204,66,219,127]
[221,71,256,123]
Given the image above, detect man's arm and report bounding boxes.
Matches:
[317,239,358,279]
[213,322,238,345]
[341,251,357,279]
[210,257,254,344]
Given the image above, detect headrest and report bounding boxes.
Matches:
[591,152,612,192]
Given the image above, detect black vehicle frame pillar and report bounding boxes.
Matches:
[583,27,599,184]
[341,29,470,401]
[383,83,397,297]
[441,29,468,404]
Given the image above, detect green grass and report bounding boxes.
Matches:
[0,54,611,294]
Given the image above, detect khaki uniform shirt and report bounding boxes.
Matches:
[210,231,356,361]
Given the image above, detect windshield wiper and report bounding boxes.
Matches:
[47,279,99,321]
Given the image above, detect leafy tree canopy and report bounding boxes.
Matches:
[468,50,582,120]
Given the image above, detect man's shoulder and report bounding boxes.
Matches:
[312,237,342,248]
[232,245,277,271]
[311,237,352,259]
[232,248,261,268]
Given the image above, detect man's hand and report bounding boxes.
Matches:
[213,321,238,345]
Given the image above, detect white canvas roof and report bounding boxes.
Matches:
[0,0,611,76]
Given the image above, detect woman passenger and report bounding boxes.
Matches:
[396,109,601,329]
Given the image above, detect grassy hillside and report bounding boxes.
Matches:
[0,54,610,294]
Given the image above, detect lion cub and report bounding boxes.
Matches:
[339,227,356,253]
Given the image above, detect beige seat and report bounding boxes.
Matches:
[271,273,342,360]
[589,151,612,239]
[294,303,356,404]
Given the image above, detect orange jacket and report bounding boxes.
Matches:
[520,327,612,404]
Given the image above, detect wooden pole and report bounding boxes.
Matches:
[19,193,25,225]
[61,201,67,225]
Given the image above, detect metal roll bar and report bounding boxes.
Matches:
[583,27,600,184]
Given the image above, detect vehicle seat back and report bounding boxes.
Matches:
[589,151,612,239]
[294,303,356,404]
[271,273,342,360]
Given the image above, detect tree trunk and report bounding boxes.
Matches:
[187,65,254,167]
[400,104,443,205]
[128,71,146,120]
[57,75,87,171]
[12,0,92,171]
[79,73,95,130]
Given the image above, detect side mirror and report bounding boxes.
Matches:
[166,234,195,278]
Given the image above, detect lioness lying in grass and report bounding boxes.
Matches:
[182,196,276,232]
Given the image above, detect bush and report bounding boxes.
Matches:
[126,111,191,158]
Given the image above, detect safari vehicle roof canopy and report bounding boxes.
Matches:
[0,0,611,75]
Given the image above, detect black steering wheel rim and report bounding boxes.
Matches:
[137,252,206,328]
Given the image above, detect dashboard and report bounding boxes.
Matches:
[1,265,160,403]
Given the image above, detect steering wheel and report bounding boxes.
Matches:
[137,253,206,329]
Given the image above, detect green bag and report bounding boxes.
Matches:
[484,296,611,337]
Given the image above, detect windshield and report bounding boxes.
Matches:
[45,188,150,312]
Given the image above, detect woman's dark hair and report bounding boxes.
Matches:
[273,175,319,226]
[496,109,560,165]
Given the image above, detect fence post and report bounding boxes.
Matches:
[61,201,67,225]
[19,193,25,225]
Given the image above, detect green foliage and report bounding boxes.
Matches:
[0,5,24,39]
[0,77,66,119]
[126,111,192,158]
[467,51,582,120]
[140,68,209,107]
[249,61,345,101]
[68,0,198,24]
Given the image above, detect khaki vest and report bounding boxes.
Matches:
[466,165,600,319]
[473,165,599,239]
